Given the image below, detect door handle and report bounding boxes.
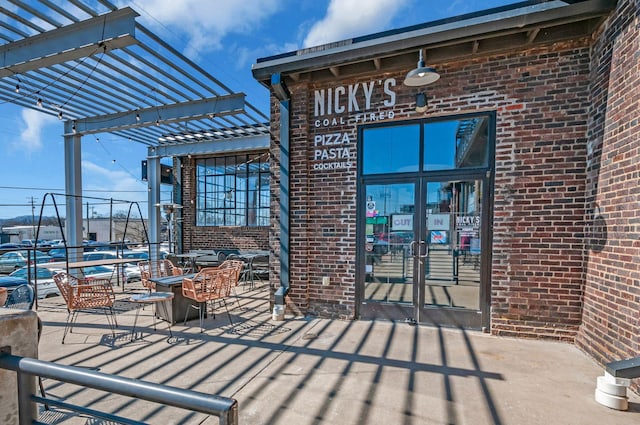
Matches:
[419,241,428,258]
[409,241,417,258]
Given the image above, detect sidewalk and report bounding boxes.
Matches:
[33,282,640,425]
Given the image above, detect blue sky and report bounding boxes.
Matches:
[0,0,519,219]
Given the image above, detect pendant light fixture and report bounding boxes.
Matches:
[404,49,440,87]
[415,93,428,113]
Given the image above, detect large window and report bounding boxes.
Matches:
[196,153,270,226]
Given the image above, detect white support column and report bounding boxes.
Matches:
[147,153,161,261]
[64,124,83,264]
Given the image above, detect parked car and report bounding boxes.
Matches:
[21,239,51,247]
[0,275,30,299]
[120,251,149,282]
[121,251,149,261]
[0,250,55,274]
[83,251,120,262]
[47,248,68,261]
[123,263,141,282]
[0,243,23,250]
[9,266,62,299]
[80,265,127,286]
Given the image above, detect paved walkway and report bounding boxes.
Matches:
[31,281,640,424]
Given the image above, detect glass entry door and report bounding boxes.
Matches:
[418,179,483,327]
[362,182,416,319]
[360,178,485,328]
[358,112,493,328]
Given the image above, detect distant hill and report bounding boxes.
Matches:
[0,216,63,227]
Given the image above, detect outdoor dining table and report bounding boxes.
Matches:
[128,291,174,341]
[229,252,269,289]
[148,273,197,324]
[172,253,202,273]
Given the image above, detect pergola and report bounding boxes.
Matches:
[0,1,270,257]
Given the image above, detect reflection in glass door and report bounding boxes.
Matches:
[358,112,493,328]
[363,183,415,309]
[422,180,481,312]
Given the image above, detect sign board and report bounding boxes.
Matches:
[391,214,413,231]
[427,214,450,230]
[141,160,173,185]
[430,230,448,244]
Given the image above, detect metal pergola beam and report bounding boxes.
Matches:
[151,134,270,158]
[66,93,247,136]
[0,7,139,77]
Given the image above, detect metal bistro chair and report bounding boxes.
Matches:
[4,284,35,310]
[182,268,234,332]
[139,260,183,292]
[53,272,118,344]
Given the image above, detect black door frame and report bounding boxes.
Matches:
[355,111,495,329]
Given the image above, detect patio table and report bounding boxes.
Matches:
[148,274,197,324]
[172,253,202,273]
[229,252,269,289]
[128,291,174,341]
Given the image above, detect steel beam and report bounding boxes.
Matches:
[0,8,139,77]
[153,134,269,158]
[66,93,246,136]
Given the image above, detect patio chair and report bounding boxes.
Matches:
[182,268,234,332]
[138,260,183,292]
[209,259,245,305]
[4,284,35,310]
[53,271,118,344]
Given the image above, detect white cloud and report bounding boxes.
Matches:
[15,109,57,152]
[82,160,147,214]
[123,0,281,56]
[303,0,410,48]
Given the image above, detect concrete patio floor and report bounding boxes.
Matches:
[31,280,640,425]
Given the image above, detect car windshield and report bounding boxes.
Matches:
[11,267,54,278]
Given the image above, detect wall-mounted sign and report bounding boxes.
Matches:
[430,231,448,244]
[456,215,480,234]
[427,214,450,230]
[391,214,413,231]
[313,79,397,119]
[310,78,399,171]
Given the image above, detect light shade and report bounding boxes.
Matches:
[404,50,440,87]
[415,93,428,113]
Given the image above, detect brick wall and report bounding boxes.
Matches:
[179,155,269,253]
[576,0,640,381]
[271,38,593,333]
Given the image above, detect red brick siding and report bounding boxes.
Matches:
[271,39,593,331]
[576,0,640,389]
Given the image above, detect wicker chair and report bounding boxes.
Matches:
[53,271,118,344]
[210,260,245,305]
[182,268,234,332]
[138,260,182,292]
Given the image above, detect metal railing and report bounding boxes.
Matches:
[0,352,238,425]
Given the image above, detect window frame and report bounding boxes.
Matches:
[195,153,270,227]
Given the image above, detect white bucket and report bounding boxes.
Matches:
[272,304,285,321]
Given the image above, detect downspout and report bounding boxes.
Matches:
[271,73,290,307]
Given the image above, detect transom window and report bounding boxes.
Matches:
[196,153,270,226]
[361,115,490,175]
